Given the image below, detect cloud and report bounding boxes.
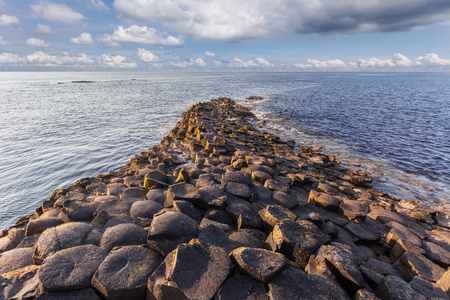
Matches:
[26,51,94,66]
[71,33,95,45]
[96,34,120,48]
[98,54,137,68]
[0,36,11,45]
[35,24,53,35]
[30,0,84,23]
[137,48,160,62]
[113,0,450,41]
[228,58,274,68]
[294,53,450,70]
[205,51,215,57]
[0,52,24,64]
[89,0,108,10]
[26,38,51,47]
[101,25,183,46]
[0,14,19,26]
[170,58,206,68]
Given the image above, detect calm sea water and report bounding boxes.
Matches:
[0,72,448,229]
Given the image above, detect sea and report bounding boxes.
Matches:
[0,72,449,229]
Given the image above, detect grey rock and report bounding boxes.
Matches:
[146,188,166,205]
[214,271,269,300]
[272,191,297,209]
[198,186,227,209]
[60,201,99,223]
[421,240,450,268]
[100,223,147,252]
[228,229,268,250]
[353,289,380,300]
[397,251,446,282]
[368,209,406,225]
[259,205,297,233]
[264,179,289,193]
[0,228,25,253]
[223,171,252,185]
[268,266,350,300]
[147,240,233,300]
[344,222,380,244]
[38,245,107,292]
[225,181,252,200]
[409,276,448,299]
[35,288,101,300]
[308,190,340,212]
[0,265,40,300]
[165,183,201,207]
[143,171,168,189]
[375,275,426,300]
[173,200,202,222]
[231,247,288,283]
[26,218,64,237]
[92,246,161,300]
[0,248,34,274]
[200,218,234,232]
[130,200,162,219]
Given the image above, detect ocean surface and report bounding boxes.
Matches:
[0,72,449,229]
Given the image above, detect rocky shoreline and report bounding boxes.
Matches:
[1,97,449,300]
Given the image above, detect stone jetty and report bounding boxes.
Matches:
[1,97,450,300]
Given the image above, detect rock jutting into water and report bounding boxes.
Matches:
[1,97,449,299]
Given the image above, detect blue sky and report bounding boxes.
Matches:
[1,0,450,71]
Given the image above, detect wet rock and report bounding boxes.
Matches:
[268,219,330,268]
[38,245,106,292]
[25,218,64,237]
[308,190,340,212]
[35,288,101,300]
[147,211,198,256]
[147,240,233,300]
[92,245,162,300]
[198,186,227,209]
[100,223,146,252]
[0,265,40,300]
[306,243,366,296]
[268,266,350,300]
[0,228,25,253]
[130,200,162,219]
[173,200,202,222]
[33,223,101,264]
[231,247,288,283]
[396,251,446,282]
[409,276,448,299]
[225,181,252,200]
[272,191,297,209]
[375,275,426,300]
[214,271,269,300]
[165,183,201,207]
[0,248,34,274]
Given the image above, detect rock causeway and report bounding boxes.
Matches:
[1,97,449,299]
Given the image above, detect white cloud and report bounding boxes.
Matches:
[96,34,120,48]
[294,53,450,70]
[0,36,11,45]
[170,58,206,68]
[35,24,53,35]
[229,57,274,68]
[26,51,94,66]
[113,0,450,41]
[98,54,137,68]
[137,48,160,62]
[0,52,24,64]
[103,25,183,46]
[71,33,94,45]
[89,0,108,10]
[30,0,84,23]
[26,38,51,48]
[205,51,215,57]
[0,14,19,26]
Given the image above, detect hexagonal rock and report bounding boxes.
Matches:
[100,223,147,252]
[129,200,162,219]
[409,276,448,299]
[0,248,34,274]
[251,171,271,184]
[437,269,450,296]
[375,275,426,300]
[147,212,198,256]
[33,223,101,264]
[60,201,99,223]
[0,265,40,300]
[34,288,101,300]
[308,190,340,212]
[143,171,168,189]
[225,181,252,200]
[272,191,297,209]
[368,209,406,225]
[147,240,233,300]
[339,199,368,220]
[173,200,202,222]
[353,289,380,300]
[396,251,446,282]
[214,271,269,300]
[259,205,297,233]
[25,218,64,237]
[146,188,166,205]
[422,240,450,268]
[268,266,350,300]
[267,219,330,268]
[165,183,201,207]
[0,228,25,253]
[106,183,127,196]
[306,243,366,296]
[198,186,227,209]
[222,171,252,185]
[228,230,268,250]
[38,245,107,292]
[264,179,289,193]
[92,246,162,300]
[344,222,380,245]
[225,198,261,229]
[231,247,288,283]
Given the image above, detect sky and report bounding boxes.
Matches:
[1,0,450,71]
